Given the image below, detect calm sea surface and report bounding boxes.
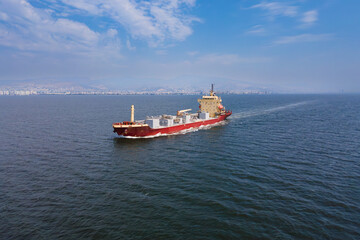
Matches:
[0,94,359,239]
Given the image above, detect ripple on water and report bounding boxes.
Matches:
[0,95,360,239]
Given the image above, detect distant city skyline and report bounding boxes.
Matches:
[0,0,359,93]
[0,80,270,95]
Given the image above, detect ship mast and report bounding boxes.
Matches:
[131,105,135,122]
[210,84,214,96]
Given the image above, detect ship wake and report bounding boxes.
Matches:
[230,101,313,120]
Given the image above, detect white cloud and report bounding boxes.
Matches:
[301,10,318,26]
[196,54,270,65]
[250,2,319,29]
[246,25,266,35]
[0,0,199,55]
[150,4,192,41]
[126,39,136,51]
[61,0,102,15]
[102,0,162,40]
[106,29,118,38]
[251,1,298,17]
[0,12,9,21]
[0,0,121,55]
[60,0,199,45]
[274,34,332,45]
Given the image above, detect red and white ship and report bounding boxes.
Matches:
[113,85,232,138]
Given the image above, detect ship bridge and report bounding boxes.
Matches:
[197,84,224,118]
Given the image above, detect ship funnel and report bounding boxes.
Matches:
[131,105,135,122]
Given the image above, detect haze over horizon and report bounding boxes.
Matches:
[0,0,359,93]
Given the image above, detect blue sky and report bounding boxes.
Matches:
[0,0,359,92]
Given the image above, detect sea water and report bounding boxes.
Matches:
[0,94,359,239]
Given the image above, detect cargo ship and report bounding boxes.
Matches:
[113,85,232,138]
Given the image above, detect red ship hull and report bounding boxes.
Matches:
[113,111,232,137]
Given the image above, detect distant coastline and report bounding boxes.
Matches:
[0,89,271,96]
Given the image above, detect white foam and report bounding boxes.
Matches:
[230,101,312,120]
[121,121,228,139]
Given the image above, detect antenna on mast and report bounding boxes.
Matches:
[210,84,214,96]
